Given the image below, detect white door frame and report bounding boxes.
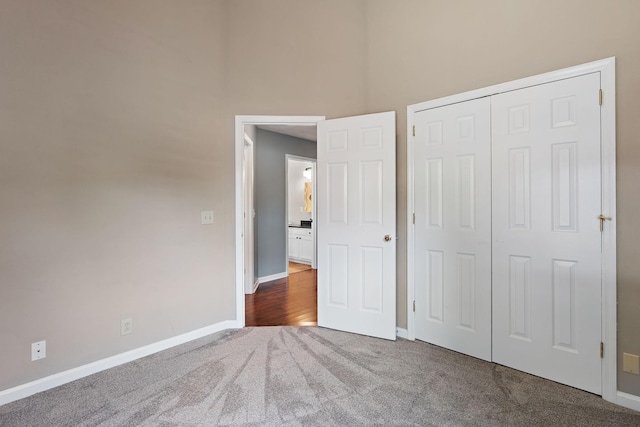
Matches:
[235,115,325,327]
[407,58,617,404]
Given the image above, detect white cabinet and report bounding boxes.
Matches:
[299,235,313,261]
[288,227,313,264]
[288,234,300,259]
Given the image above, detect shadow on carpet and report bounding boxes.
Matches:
[1,327,639,426]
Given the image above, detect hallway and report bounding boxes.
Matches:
[245,265,317,326]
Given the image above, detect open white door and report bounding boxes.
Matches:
[317,112,396,340]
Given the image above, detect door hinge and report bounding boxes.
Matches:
[599,89,603,106]
[413,300,416,312]
[412,125,416,137]
[600,342,604,358]
[412,213,415,224]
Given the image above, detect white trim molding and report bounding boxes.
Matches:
[616,391,640,413]
[396,327,409,340]
[0,320,239,407]
[407,57,619,406]
[406,101,416,342]
[258,272,288,284]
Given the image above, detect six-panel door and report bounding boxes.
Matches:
[317,111,397,340]
[492,73,602,394]
[414,97,492,361]
[413,73,603,394]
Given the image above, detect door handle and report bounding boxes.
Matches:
[599,215,612,232]
[384,235,392,242]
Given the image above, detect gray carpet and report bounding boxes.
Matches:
[1,327,639,426]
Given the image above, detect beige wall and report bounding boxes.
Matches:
[365,0,640,396]
[0,0,367,392]
[0,0,234,389]
[1,0,638,399]
[224,0,367,118]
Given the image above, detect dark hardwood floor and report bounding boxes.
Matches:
[245,268,317,326]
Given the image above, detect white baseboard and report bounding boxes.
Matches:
[616,391,640,412]
[252,279,260,293]
[0,319,239,407]
[3,319,638,414]
[258,271,287,284]
[396,327,408,339]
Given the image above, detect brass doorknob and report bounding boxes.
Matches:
[384,235,392,242]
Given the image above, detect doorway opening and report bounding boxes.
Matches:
[286,155,316,273]
[245,153,318,327]
[235,115,324,327]
[236,111,398,340]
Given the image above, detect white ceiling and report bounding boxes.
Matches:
[257,124,317,142]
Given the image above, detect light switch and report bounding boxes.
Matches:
[623,353,640,375]
[201,211,214,225]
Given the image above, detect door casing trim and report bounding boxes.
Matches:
[234,115,324,327]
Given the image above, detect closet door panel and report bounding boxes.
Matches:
[414,97,492,361]
[492,73,602,394]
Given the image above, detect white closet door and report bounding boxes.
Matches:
[492,73,602,394]
[414,98,492,361]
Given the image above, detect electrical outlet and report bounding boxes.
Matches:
[201,211,214,225]
[31,341,46,361]
[623,353,640,375]
[121,318,133,336]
